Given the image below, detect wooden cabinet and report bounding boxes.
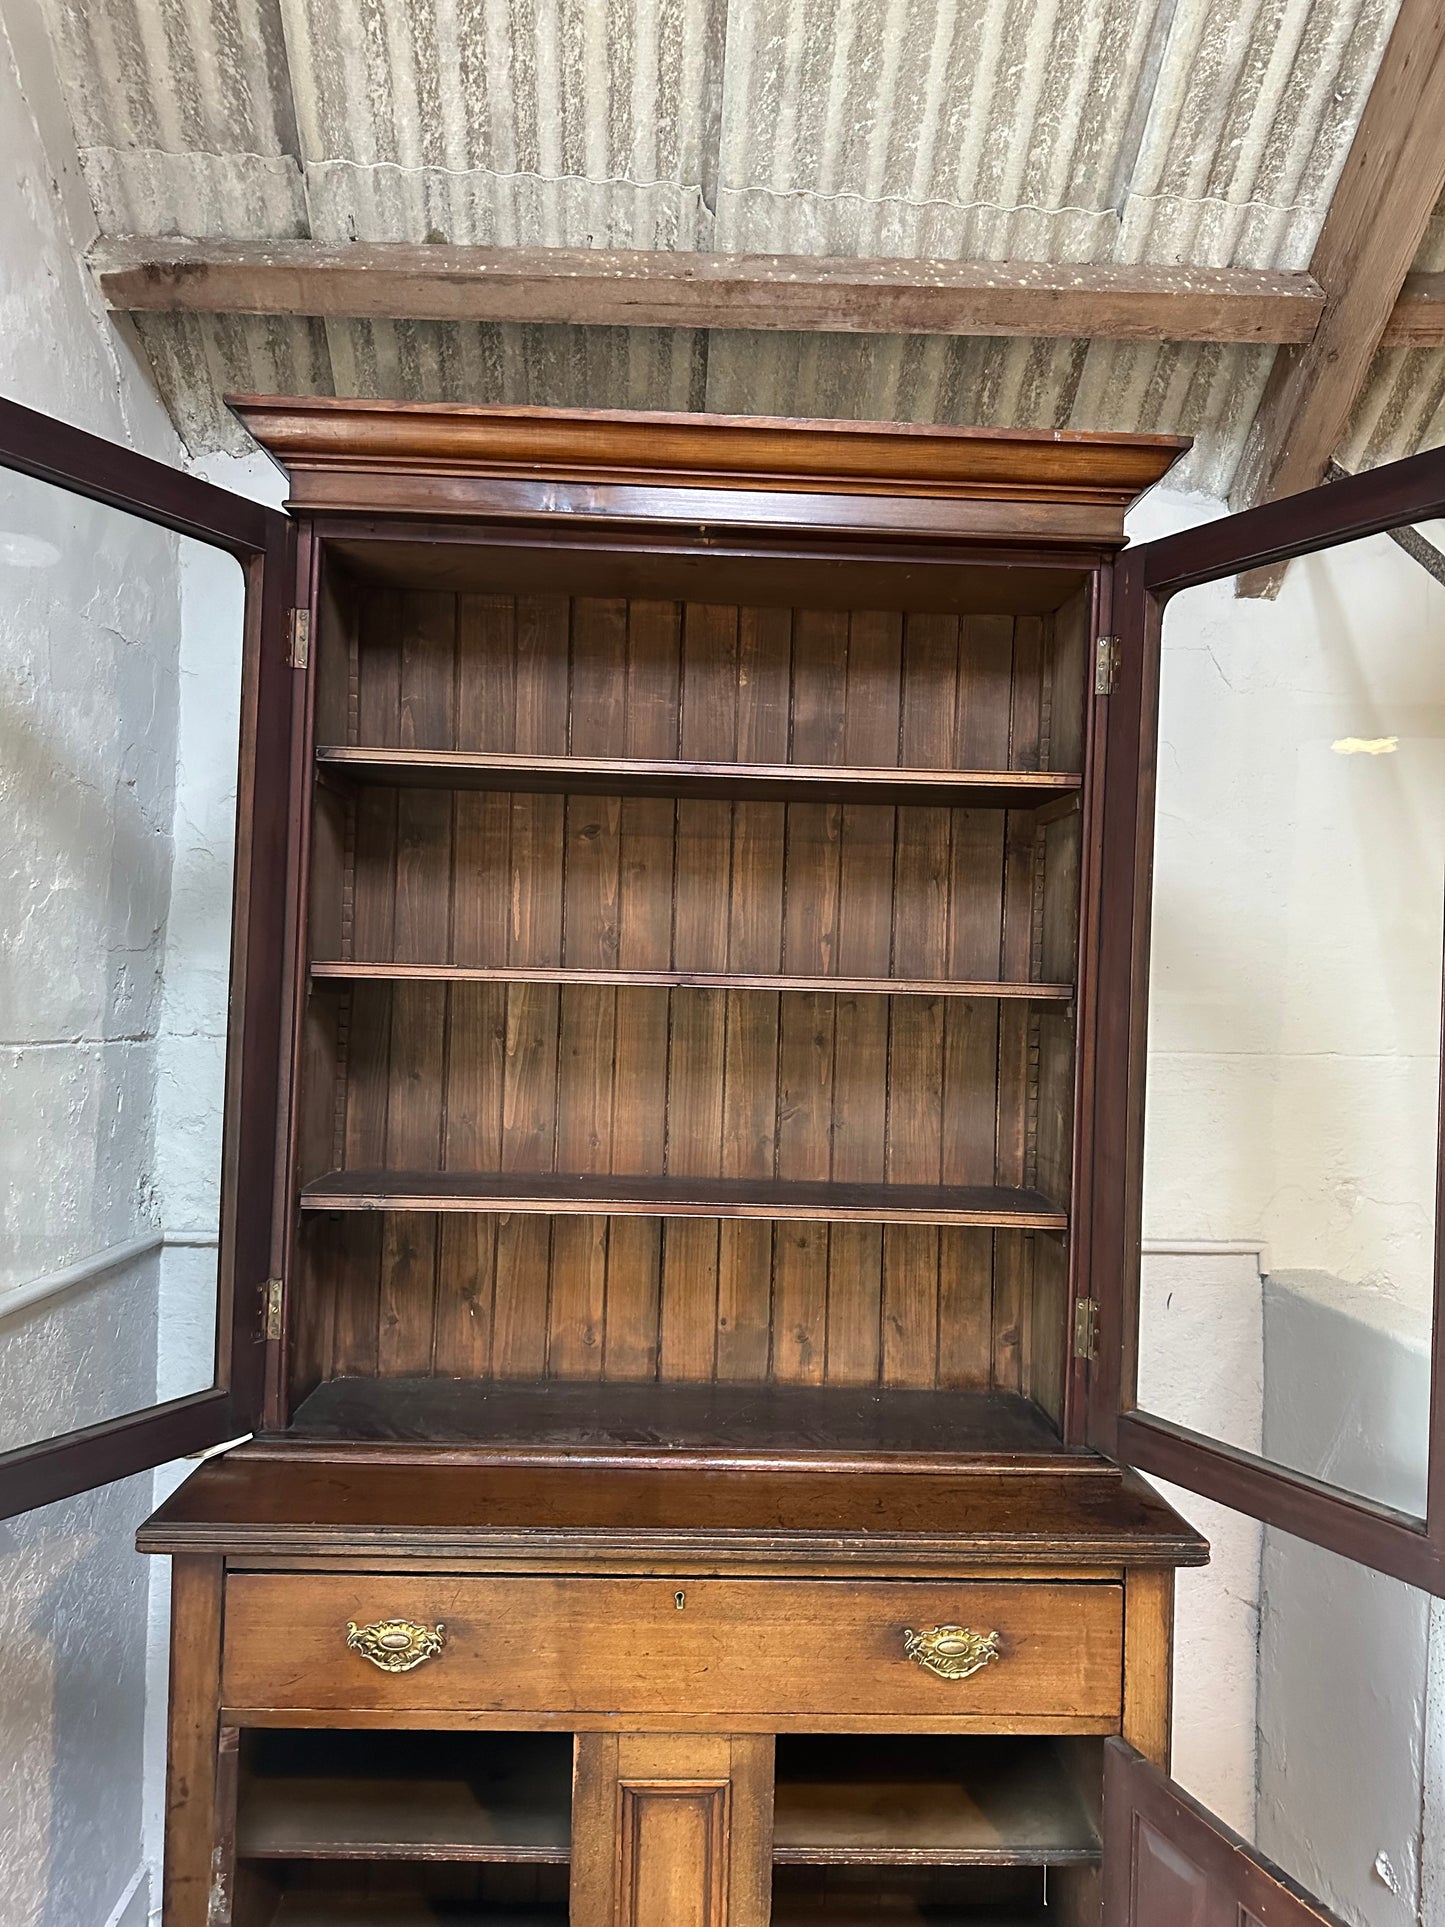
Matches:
[5,393,1445,1927]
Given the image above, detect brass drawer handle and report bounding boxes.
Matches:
[903,1624,1001,1680]
[346,1618,447,1673]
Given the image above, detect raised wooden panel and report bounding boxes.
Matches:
[1103,1742,1346,1927]
[572,1734,772,1927]
[618,1778,729,1927]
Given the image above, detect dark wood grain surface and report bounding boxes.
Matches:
[138,1452,1208,1568]
[286,1376,1068,1454]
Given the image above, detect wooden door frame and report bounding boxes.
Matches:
[1088,448,1445,1595]
[0,396,295,1517]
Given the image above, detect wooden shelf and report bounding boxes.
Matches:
[286,1378,1070,1459]
[772,1737,1101,1868]
[770,1908,1046,1926]
[316,745,1082,810]
[272,1901,566,1927]
[239,1733,570,1865]
[310,961,1074,1001]
[299,1170,1068,1229]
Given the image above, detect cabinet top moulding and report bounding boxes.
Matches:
[315,747,1082,810]
[231,395,1188,543]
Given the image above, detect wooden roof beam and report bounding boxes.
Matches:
[93,238,1336,345]
[1232,0,1445,593]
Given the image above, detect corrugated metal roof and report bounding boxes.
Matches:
[34,0,1444,488]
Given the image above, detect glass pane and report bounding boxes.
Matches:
[0,465,245,1454]
[1160,1482,1438,1927]
[1137,526,1443,1519]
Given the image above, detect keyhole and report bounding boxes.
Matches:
[675,1590,686,1610]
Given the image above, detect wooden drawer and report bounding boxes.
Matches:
[221,1574,1122,1728]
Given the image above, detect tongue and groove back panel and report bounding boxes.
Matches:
[292,579,1088,1428]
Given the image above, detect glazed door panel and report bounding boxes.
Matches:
[0,396,295,1516]
[1092,446,1445,1594]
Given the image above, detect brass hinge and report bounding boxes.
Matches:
[1073,1295,1099,1361]
[1094,634,1120,695]
[287,607,310,669]
[262,1276,284,1342]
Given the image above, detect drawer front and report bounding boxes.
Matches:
[222,1575,1122,1723]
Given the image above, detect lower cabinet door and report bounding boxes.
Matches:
[570,1733,774,1927]
[1103,1740,1347,1926]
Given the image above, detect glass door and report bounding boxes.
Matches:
[1090,446,1445,1595]
[0,396,295,1517]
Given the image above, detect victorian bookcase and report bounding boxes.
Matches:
[3,391,1444,1927]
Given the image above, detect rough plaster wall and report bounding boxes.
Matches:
[1257,1278,1432,1927]
[0,0,187,1922]
[1136,1247,1263,1838]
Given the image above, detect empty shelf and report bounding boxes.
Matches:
[271,1901,566,1927]
[239,1733,570,1864]
[286,1379,1070,1459]
[316,746,1081,810]
[310,961,1074,1001]
[773,1737,1102,1867]
[299,1171,1068,1229]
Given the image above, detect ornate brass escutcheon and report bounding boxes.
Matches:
[345,1617,447,1673]
[902,1624,1001,1680]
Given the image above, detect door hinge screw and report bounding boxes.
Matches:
[1095,634,1120,695]
[288,608,310,669]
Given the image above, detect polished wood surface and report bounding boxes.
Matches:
[139,1454,1208,1571]
[232,397,1186,504]
[220,1574,1123,1726]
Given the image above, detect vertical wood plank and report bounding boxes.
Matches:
[661,603,736,1381]
[162,1557,225,1927]
[434,592,513,1376]
[606,599,681,1380]
[1123,1568,1177,1770]
[773,607,848,1383]
[717,605,791,1381]
[336,590,401,1364]
[494,593,569,1378]
[550,598,628,1378]
[378,591,455,1374]
[883,612,957,1388]
[827,610,900,1386]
